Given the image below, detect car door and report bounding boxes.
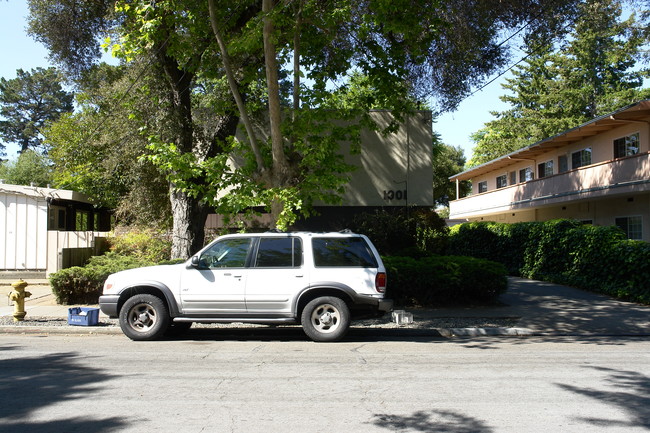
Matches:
[245,236,306,315]
[180,237,252,315]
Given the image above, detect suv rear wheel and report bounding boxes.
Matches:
[301,296,350,342]
[119,294,170,341]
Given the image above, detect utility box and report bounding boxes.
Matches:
[68,307,100,326]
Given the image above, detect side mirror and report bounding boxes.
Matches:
[190,256,201,268]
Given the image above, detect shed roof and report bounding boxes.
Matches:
[0,183,93,204]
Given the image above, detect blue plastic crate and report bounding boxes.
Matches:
[68,307,100,326]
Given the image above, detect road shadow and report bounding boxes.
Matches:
[163,325,450,343]
[502,278,650,336]
[370,409,493,432]
[557,366,650,429]
[0,343,128,433]
[161,325,650,345]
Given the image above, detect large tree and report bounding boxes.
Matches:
[45,62,172,227]
[469,0,650,166]
[0,150,54,187]
[0,67,74,155]
[28,0,585,258]
[432,138,469,207]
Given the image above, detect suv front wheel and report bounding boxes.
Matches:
[119,294,170,341]
[301,296,350,342]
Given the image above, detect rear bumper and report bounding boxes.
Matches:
[351,294,393,319]
[378,298,394,312]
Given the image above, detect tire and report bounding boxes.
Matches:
[301,296,350,342]
[119,294,170,341]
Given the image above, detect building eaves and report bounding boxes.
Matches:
[449,99,650,182]
[0,183,93,204]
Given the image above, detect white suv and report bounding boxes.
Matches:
[99,231,392,342]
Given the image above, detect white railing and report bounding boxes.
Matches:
[450,153,650,219]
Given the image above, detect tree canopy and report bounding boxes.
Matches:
[469,0,650,166]
[0,67,74,155]
[28,0,587,257]
[0,150,54,187]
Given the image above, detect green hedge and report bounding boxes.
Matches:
[447,219,650,304]
[383,255,507,306]
[50,253,154,305]
[347,208,448,255]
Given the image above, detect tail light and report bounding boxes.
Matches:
[375,272,387,293]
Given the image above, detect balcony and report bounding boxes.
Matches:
[450,152,650,219]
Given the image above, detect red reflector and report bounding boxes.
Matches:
[375,272,387,293]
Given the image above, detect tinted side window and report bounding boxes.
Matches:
[312,237,378,268]
[199,238,252,269]
[255,237,302,268]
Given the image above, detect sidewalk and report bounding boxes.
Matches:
[1,277,649,337]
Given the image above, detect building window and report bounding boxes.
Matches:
[519,167,534,182]
[615,216,642,240]
[538,160,554,178]
[559,155,568,173]
[509,171,517,185]
[614,133,639,158]
[478,181,488,193]
[76,210,90,231]
[496,174,507,189]
[48,207,67,230]
[572,148,592,169]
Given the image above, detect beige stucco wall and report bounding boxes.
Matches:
[230,110,433,207]
[339,111,433,206]
[463,193,650,242]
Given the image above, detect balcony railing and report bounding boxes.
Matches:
[450,152,650,219]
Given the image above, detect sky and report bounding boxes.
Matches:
[0,1,510,160]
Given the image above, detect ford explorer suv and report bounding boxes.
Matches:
[99,231,392,342]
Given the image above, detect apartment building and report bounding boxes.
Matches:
[449,100,650,241]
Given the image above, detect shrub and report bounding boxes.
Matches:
[348,208,448,255]
[447,219,650,304]
[108,227,172,263]
[447,221,536,275]
[383,255,507,306]
[50,252,154,305]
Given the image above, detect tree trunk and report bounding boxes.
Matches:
[170,187,210,259]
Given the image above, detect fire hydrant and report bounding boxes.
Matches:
[9,280,31,322]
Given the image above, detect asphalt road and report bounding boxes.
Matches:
[1,333,650,433]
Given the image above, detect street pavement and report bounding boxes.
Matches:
[0,276,649,337]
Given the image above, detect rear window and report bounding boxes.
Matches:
[312,237,378,268]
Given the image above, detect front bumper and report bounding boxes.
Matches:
[98,295,120,318]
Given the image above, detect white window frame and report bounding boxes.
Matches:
[519,167,534,182]
[571,148,592,169]
[538,160,554,178]
[615,215,643,240]
[496,174,507,189]
[614,132,640,158]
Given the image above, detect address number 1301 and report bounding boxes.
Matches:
[383,190,407,201]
